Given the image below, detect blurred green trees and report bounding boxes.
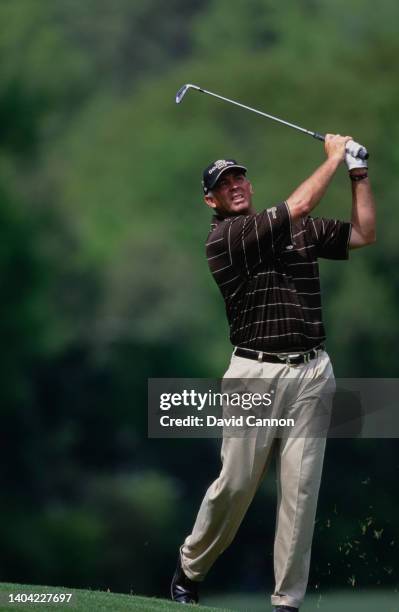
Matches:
[0,0,398,598]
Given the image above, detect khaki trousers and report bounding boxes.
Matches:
[181,350,335,609]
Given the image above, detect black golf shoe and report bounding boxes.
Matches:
[170,553,199,604]
[273,606,298,611]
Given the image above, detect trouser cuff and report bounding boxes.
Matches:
[271,593,302,608]
[180,545,205,582]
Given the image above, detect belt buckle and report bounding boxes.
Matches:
[282,347,317,366]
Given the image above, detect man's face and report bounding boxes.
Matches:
[205,170,254,216]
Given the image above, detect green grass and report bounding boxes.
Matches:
[205,590,399,611]
[0,584,398,612]
[0,583,228,612]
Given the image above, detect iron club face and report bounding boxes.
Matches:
[175,83,201,104]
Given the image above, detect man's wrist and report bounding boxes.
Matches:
[349,168,368,176]
[350,171,368,182]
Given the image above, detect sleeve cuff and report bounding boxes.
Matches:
[283,200,294,245]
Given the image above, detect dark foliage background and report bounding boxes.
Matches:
[0,0,398,600]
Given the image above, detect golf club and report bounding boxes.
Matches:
[175,83,369,160]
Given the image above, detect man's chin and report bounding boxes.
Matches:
[230,201,250,214]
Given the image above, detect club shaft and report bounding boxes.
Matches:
[178,84,369,159]
[198,87,318,139]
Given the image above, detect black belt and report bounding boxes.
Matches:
[234,344,324,365]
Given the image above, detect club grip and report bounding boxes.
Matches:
[312,132,325,142]
[314,134,370,160]
[355,147,369,160]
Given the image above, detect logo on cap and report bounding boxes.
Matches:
[208,159,234,174]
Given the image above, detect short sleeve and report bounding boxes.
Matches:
[225,201,293,275]
[309,217,352,260]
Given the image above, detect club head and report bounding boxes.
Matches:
[175,83,201,104]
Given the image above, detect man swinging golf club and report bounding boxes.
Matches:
[170,134,376,610]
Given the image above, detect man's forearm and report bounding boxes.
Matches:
[349,171,376,248]
[286,156,341,220]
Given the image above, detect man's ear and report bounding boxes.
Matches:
[204,194,217,210]
[249,183,254,195]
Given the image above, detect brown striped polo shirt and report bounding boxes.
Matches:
[206,201,351,353]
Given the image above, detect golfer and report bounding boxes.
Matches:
[171,135,376,611]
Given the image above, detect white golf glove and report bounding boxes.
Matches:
[345,140,368,171]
